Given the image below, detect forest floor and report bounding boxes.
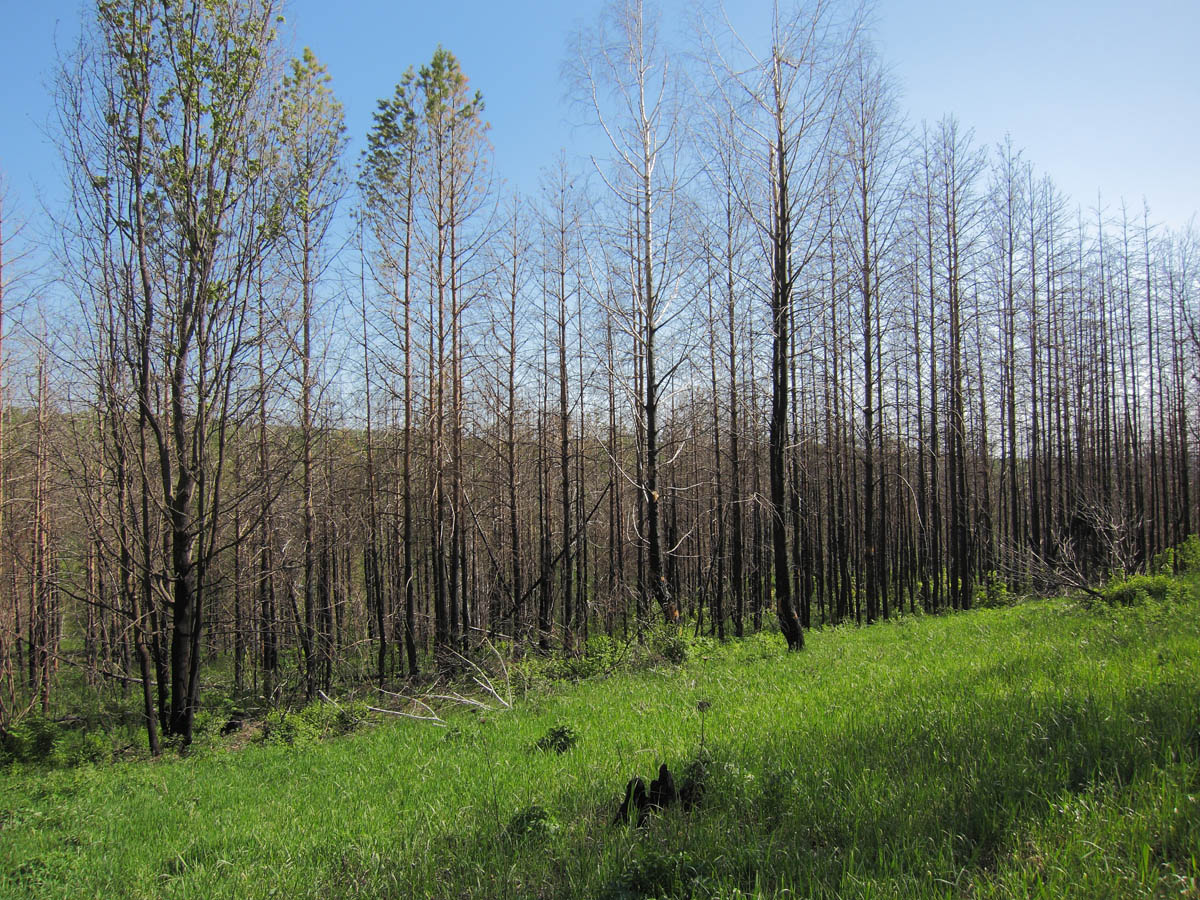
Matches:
[2,586,1199,898]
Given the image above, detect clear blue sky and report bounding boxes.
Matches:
[2,0,1196,231]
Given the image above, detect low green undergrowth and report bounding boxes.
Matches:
[256,698,374,748]
[510,624,699,687]
[1151,533,1200,575]
[2,583,1198,898]
[1100,572,1190,606]
[0,715,113,769]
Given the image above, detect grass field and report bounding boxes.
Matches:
[2,590,1198,898]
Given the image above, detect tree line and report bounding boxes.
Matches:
[0,0,1196,747]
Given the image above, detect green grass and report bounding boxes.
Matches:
[2,593,1199,899]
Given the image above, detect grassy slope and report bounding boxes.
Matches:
[2,596,1198,899]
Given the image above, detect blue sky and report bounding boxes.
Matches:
[1,0,1196,232]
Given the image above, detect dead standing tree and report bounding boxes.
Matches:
[701,0,860,649]
[0,184,11,722]
[837,42,906,623]
[571,0,688,625]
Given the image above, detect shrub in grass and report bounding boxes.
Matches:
[1177,533,1200,572]
[0,734,14,767]
[188,701,247,751]
[0,715,59,764]
[648,627,688,665]
[533,723,579,754]
[324,700,372,736]
[677,752,710,810]
[545,634,627,680]
[0,715,112,768]
[506,803,558,840]
[976,572,1012,608]
[441,724,480,746]
[558,653,605,681]
[603,848,699,900]
[1101,574,1186,606]
[1150,533,1200,575]
[511,627,713,688]
[512,634,630,685]
[259,699,372,746]
[511,650,567,685]
[259,709,317,746]
[51,727,111,767]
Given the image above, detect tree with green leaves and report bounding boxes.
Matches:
[362,46,490,659]
[276,47,347,698]
[361,65,422,676]
[417,47,490,654]
[56,0,287,744]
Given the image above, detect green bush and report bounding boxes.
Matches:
[259,709,315,746]
[575,634,623,675]
[648,626,688,665]
[511,634,629,685]
[306,698,371,736]
[259,699,372,746]
[1178,534,1200,572]
[13,716,60,761]
[1100,574,1186,607]
[976,572,1012,608]
[506,803,558,840]
[603,849,699,900]
[187,701,245,751]
[532,723,578,754]
[510,623,710,688]
[1150,534,1200,575]
[0,715,112,768]
[51,728,111,767]
[557,654,604,681]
